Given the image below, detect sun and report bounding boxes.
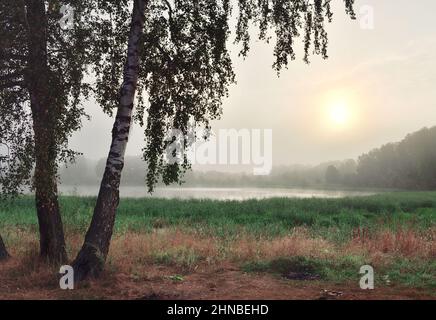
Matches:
[317,90,361,133]
[329,102,350,126]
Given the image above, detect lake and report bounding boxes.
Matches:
[59,186,376,201]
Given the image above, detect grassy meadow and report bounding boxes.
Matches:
[0,191,435,296]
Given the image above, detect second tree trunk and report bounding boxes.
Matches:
[72,0,148,281]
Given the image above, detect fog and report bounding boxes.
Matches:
[70,0,436,170]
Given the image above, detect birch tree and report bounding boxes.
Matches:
[72,0,148,279]
[72,0,356,280]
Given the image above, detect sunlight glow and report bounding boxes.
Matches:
[329,102,350,126]
[321,91,358,131]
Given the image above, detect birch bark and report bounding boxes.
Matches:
[72,0,148,281]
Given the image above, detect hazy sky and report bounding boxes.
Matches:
[70,0,436,167]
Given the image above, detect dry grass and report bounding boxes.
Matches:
[105,227,341,273]
[230,227,334,261]
[108,229,219,271]
[345,227,436,260]
[1,225,435,299]
[2,225,435,276]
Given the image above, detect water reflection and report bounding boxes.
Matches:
[59,186,376,200]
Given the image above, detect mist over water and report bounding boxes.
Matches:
[59,185,376,200]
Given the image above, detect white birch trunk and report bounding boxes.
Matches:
[72,0,148,281]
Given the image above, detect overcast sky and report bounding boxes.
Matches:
[70,0,436,167]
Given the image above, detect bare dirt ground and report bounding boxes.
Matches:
[0,259,434,300]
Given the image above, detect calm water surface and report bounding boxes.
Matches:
[59,186,377,200]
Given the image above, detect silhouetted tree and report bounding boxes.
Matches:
[356,126,436,189]
[325,165,340,184]
[72,0,356,280]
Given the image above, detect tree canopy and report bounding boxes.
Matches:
[356,127,436,190]
[0,0,94,196]
[88,0,356,192]
[0,0,357,194]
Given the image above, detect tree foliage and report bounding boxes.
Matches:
[356,127,436,190]
[0,0,357,193]
[89,0,356,192]
[0,0,94,196]
[325,164,340,184]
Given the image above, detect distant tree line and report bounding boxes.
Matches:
[354,126,436,190]
[318,126,436,190]
[60,126,436,191]
[59,156,359,188]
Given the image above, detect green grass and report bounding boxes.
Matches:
[242,256,436,291]
[1,191,434,240]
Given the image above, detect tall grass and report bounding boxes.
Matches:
[3,191,435,237]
